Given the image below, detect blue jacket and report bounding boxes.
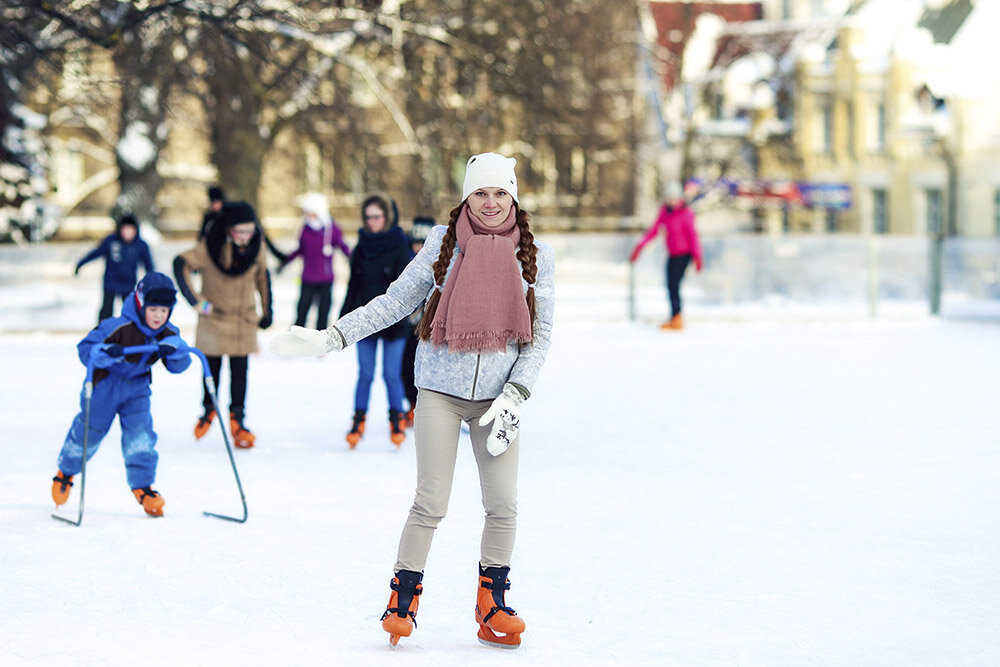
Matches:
[77,232,155,295]
[79,287,191,387]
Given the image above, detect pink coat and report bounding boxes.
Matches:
[631,204,702,262]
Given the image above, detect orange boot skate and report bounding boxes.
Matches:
[346,410,366,449]
[475,565,525,649]
[132,486,165,517]
[389,410,406,447]
[660,313,683,330]
[381,569,423,646]
[194,409,216,439]
[230,413,255,449]
[51,471,74,506]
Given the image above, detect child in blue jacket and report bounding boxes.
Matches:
[51,271,192,517]
[75,213,155,324]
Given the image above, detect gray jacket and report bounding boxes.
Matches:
[334,225,554,401]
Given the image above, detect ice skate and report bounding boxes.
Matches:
[229,413,255,448]
[660,313,683,330]
[475,566,525,649]
[346,410,365,449]
[132,486,165,516]
[405,408,414,428]
[194,409,216,439]
[381,570,423,646]
[389,409,406,447]
[51,471,74,506]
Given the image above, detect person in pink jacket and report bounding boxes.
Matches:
[629,183,703,330]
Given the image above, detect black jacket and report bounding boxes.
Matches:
[340,226,413,340]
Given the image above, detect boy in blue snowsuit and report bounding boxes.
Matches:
[75,213,155,324]
[51,271,192,517]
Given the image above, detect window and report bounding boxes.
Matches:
[875,104,886,153]
[825,209,838,232]
[872,188,888,234]
[821,102,833,155]
[994,189,1000,236]
[926,188,943,235]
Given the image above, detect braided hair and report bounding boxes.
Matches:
[416,203,538,341]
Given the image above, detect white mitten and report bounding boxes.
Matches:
[269,325,344,358]
[478,383,525,456]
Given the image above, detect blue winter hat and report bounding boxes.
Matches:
[134,272,177,320]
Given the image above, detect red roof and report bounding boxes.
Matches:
[648,1,762,89]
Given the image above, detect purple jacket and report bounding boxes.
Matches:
[286,222,351,284]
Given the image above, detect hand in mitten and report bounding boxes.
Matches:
[269,325,344,358]
[695,256,704,272]
[629,248,640,263]
[157,335,184,360]
[258,310,273,329]
[478,383,525,456]
[92,343,124,368]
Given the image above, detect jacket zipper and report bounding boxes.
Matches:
[470,353,481,398]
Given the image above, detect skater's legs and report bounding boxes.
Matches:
[469,402,520,568]
[228,355,249,421]
[354,337,377,413]
[56,384,117,475]
[666,254,691,318]
[294,283,314,328]
[381,337,407,414]
[98,290,116,322]
[394,389,464,573]
[315,282,333,329]
[202,355,223,413]
[118,383,157,489]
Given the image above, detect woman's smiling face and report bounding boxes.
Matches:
[466,187,514,228]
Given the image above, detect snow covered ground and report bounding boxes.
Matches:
[1,238,999,665]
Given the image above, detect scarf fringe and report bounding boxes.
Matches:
[431,322,532,353]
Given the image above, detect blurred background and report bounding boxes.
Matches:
[1,0,998,317]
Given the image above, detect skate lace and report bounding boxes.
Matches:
[480,579,517,622]
[53,473,73,491]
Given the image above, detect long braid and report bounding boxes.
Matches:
[415,204,462,341]
[515,208,538,329]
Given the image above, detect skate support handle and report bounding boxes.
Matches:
[52,343,248,526]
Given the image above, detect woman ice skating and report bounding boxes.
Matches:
[281,192,351,330]
[173,201,273,449]
[269,152,554,649]
[629,181,703,330]
[51,272,192,517]
[338,194,412,448]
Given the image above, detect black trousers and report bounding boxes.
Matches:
[666,254,692,318]
[295,281,334,329]
[98,290,128,323]
[202,355,249,421]
[402,333,418,410]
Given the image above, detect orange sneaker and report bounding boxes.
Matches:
[132,486,165,517]
[229,413,255,449]
[51,471,74,506]
[346,411,366,449]
[405,409,414,428]
[381,570,423,646]
[476,566,525,649]
[194,410,216,439]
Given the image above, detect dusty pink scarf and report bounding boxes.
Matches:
[430,205,532,352]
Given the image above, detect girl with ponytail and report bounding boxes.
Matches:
[271,152,555,649]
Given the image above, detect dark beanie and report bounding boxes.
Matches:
[409,216,435,243]
[208,185,225,202]
[117,213,138,230]
[220,201,257,228]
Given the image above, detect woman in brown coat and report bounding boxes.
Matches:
[173,200,273,448]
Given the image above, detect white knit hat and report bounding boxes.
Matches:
[461,152,518,203]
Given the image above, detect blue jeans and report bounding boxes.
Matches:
[57,375,158,489]
[354,336,406,414]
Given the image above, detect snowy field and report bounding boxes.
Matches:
[1,239,999,665]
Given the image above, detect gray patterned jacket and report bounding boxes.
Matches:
[333,225,554,401]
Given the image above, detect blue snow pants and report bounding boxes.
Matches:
[57,374,158,490]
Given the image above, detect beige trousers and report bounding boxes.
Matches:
[393,389,520,573]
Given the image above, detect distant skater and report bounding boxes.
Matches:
[75,213,154,324]
[630,182,703,330]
